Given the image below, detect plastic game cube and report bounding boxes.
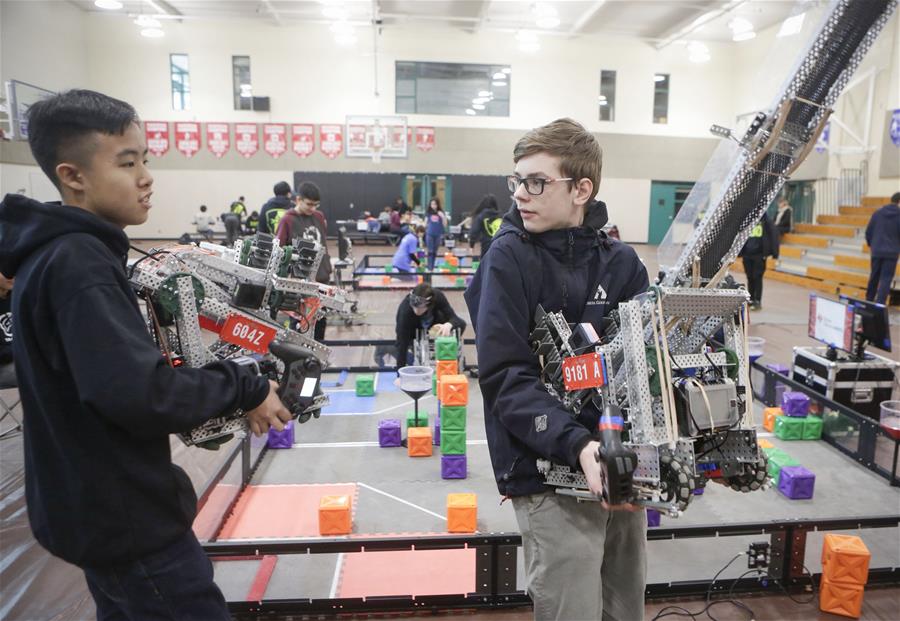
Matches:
[407,426,433,457]
[406,412,429,429]
[777,465,815,499]
[267,420,294,449]
[472,261,480,271]
[757,438,774,449]
[455,277,465,286]
[439,374,468,406]
[356,374,375,397]
[432,373,437,396]
[318,495,352,536]
[434,336,459,361]
[802,415,823,440]
[646,509,661,527]
[775,415,805,440]
[433,416,440,445]
[767,451,799,479]
[763,407,783,432]
[381,275,391,285]
[819,579,864,618]
[441,429,466,455]
[436,359,458,379]
[782,391,810,417]
[378,419,402,447]
[447,493,477,533]
[441,454,467,479]
[823,534,871,586]
[440,405,466,431]
[383,264,393,273]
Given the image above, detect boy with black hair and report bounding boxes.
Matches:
[394,283,466,369]
[193,204,215,241]
[0,89,291,619]
[738,213,779,310]
[259,180,293,234]
[865,192,900,304]
[465,118,649,621]
[276,181,332,341]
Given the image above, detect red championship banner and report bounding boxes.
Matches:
[320,124,343,159]
[348,124,366,151]
[174,122,200,158]
[263,123,287,158]
[390,125,406,149]
[291,124,314,158]
[206,122,230,158]
[415,126,435,152]
[235,123,259,158]
[145,121,169,157]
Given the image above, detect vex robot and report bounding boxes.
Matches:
[130,233,353,446]
[531,0,896,516]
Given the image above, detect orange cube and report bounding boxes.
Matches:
[318,495,352,536]
[436,359,459,379]
[819,578,864,618]
[822,534,871,586]
[447,255,460,267]
[758,438,774,449]
[447,493,477,533]
[408,426,433,457]
[381,275,391,285]
[439,374,468,406]
[763,407,783,432]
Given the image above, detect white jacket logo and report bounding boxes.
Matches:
[587,283,608,305]
[0,312,11,343]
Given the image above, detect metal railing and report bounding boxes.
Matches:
[812,164,868,220]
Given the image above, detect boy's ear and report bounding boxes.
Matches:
[55,162,86,194]
[574,178,594,207]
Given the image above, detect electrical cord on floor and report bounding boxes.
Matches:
[650,552,756,621]
[773,564,817,605]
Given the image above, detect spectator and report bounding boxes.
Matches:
[392,224,425,276]
[865,192,900,304]
[192,205,215,241]
[259,181,292,235]
[774,197,792,238]
[739,213,779,310]
[378,206,392,232]
[221,210,242,246]
[245,210,260,234]
[425,197,445,270]
[470,194,501,258]
[394,196,410,216]
[230,195,247,220]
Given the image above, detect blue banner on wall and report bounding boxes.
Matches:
[890,109,900,147]
[815,121,830,153]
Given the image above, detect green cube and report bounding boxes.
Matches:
[383,264,393,273]
[761,446,779,457]
[432,373,437,395]
[775,416,805,441]
[441,406,467,431]
[441,429,466,455]
[406,412,429,428]
[472,261,480,271]
[455,277,465,287]
[802,416,823,440]
[355,374,375,397]
[767,451,799,480]
[435,336,458,361]
[417,264,425,273]
[449,265,459,273]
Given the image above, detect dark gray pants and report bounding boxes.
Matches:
[513,492,647,621]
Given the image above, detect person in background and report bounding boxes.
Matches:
[394,283,466,369]
[470,194,501,258]
[221,209,242,246]
[865,191,900,304]
[774,197,792,239]
[192,205,215,241]
[230,195,247,220]
[425,197,445,270]
[245,210,260,234]
[739,212,779,310]
[389,206,403,240]
[394,196,410,217]
[392,224,425,276]
[378,206,392,232]
[364,211,380,233]
[259,181,292,235]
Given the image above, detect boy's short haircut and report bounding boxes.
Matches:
[200,205,207,212]
[891,192,900,204]
[415,224,426,234]
[297,181,321,202]
[273,181,291,196]
[513,118,602,196]
[26,89,139,191]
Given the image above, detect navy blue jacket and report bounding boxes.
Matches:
[465,201,649,497]
[865,203,900,258]
[0,194,269,568]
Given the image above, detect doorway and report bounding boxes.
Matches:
[404,175,452,219]
[648,181,695,245]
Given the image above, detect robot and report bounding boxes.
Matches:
[530,0,896,516]
[129,233,353,447]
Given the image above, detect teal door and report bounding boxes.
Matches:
[403,175,453,219]
[648,181,694,245]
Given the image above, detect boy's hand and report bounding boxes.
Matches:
[436,323,454,337]
[245,380,291,437]
[578,440,640,512]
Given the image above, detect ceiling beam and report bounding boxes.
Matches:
[261,0,283,26]
[653,0,747,50]
[568,0,607,36]
[146,0,181,20]
[471,0,492,34]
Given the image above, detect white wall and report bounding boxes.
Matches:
[601,178,652,243]
[0,163,59,202]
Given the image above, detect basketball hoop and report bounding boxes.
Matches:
[371,144,383,164]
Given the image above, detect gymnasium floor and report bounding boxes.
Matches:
[1,241,898,620]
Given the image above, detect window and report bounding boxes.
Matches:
[599,70,616,122]
[232,56,252,111]
[653,73,669,124]
[395,61,510,117]
[170,54,190,111]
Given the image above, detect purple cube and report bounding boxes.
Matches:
[378,418,402,447]
[777,465,815,500]
[766,363,790,376]
[781,391,810,417]
[434,415,441,446]
[692,487,705,495]
[267,420,294,449]
[646,509,661,527]
[441,454,467,479]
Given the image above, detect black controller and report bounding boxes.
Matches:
[268,341,323,423]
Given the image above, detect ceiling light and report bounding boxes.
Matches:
[728,17,754,33]
[141,27,165,38]
[598,101,608,106]
[532,3,557,18]
[536,16,560,28]
[134,15,161,28]
[516,30,538,43]
[777,13,805,37]
[654,75,667,82]
[732,31,756,41]
[687,41,711,63]
[94,0,123,9]
[491,80,507,87]
[501,67,511,74]
[472,104,485,110]
[472,97,489,104]
[465,109,476,116]
[322,6,348,20]
[598,95,607,101]
[478,90,492,97]
[330,21,354,35]
[492,72,506,80]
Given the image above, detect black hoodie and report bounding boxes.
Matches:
[464,200,648,497]
[0,194,269,568]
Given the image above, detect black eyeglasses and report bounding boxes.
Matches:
[507,175,573,196]
[409,294,432,308]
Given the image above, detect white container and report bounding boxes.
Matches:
[880,400,900,440]
[398,366,433,396]
[747,336,766,361]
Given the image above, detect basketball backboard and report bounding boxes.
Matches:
[346,115,408,162]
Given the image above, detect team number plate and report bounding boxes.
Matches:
[221,315,277,354]
[561,353,605,391]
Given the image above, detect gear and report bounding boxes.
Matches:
[725,453,769,493]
